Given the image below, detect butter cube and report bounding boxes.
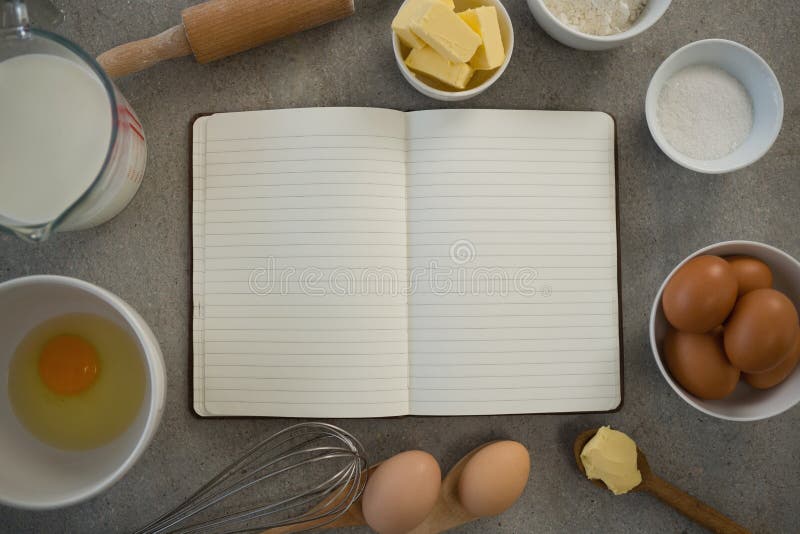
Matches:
[392,0,455,50]
[405,46,474,89]
[458,6,505,70]
[410,2,482,64]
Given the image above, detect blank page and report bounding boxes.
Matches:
[193,108,410,417]
[406,109,621,415]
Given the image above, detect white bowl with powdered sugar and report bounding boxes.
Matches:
[645,39,783,174]
[528,0,672,50]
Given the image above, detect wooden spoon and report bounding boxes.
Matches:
[404,444,487,534]
[574,429,751,534]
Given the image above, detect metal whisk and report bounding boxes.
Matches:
[136,422,368,534]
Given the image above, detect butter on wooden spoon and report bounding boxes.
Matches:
[579,426,642,495]
[574,427,751,534]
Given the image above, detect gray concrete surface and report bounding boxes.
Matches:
[1,0,799,532]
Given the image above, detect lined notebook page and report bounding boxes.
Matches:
[406,109,621,415]
[193,108,411,417]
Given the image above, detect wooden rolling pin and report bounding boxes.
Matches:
[97,0,355,78]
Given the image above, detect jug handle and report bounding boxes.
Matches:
[1,0,29,35]
[2,0,64,35]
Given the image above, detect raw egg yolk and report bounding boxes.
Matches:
[38,335,100,395]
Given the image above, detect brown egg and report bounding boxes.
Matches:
[724,288,800,373]
[663,328,740,400]
[726,256,773,296]
[458,441,530,517]
[662,255,738,333]
[361,450,441,534]
[744,332,800,389]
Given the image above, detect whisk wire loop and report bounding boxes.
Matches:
[136,422,367,534]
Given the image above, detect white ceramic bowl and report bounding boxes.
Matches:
[0,275,166,509]
[645,39,783,174]
[650,241,800,421]
[392,0,514,101]
[527,0,671,50]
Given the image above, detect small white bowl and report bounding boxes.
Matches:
[645,39,784,174]
[650,241,800,421]
[527,0,671,51]
[392,0,514,101]
[0,275,166,509]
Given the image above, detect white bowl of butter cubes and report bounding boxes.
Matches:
[392,0,513,101]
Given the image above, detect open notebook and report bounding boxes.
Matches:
[192,108,621,417]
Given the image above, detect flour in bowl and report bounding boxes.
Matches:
[543,0,647,36]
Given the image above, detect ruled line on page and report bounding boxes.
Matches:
[207,134,406,141]
[203,337,618,343]
[200,301,614,306]
[206,133,610,141]
[205,146,611,154]
[408,181,610,186]
[206,400,408,405]
[204,384,617,392]
[405,207,611,211]
[406,386,618,392]
[204,361,408,365]
[408,171,608,176]
[204,376,408,380]
[204,206,407,212]
[410,158,610,164]
[206,388,410,393]
[201,358,617,364]
[206,146,408,153]
[204,218,402,223]
[201,313,613,319]
[412,396,619,403]
[412,358,618,364]
[206,170,407,177]
[407,194,611,199]
[205,182,407,189]
[411,134,608,140]
[205,194,407,200]
[205,194,612,200]
[208,157,406,164]
[408,147,608,152]
[200,266,613,271]
[199,289,616,296]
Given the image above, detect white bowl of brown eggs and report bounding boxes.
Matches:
[392,0,513,101]
[650,241,800,421]
[0,275,166,509]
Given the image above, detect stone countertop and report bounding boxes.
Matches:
[1,0,799,532]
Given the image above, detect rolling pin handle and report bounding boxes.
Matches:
[97,24,193,79]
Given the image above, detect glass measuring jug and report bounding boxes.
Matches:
[0,0,147,242]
